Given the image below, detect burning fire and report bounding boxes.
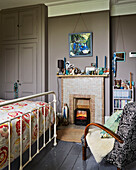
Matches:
[76,110,87,120]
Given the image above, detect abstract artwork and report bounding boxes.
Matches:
[69,32,93,57]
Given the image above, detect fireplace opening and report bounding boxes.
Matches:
[74,108,90,126]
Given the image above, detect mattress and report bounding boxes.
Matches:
[0,99,55,169]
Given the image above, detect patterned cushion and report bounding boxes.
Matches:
[105,102,136,169]
[100,110,123,138]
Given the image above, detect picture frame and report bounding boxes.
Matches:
[85,66,95,74]
[114,52,125,62]
[69,32,93,57]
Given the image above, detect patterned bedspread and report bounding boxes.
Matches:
[0,99,55,169]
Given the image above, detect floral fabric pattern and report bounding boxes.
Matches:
[0,100,54,169]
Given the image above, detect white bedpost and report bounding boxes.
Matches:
[43,105,46,147]
[49,102,51,142]
[29,112,32,161]
[37,109,40,153]
[20,116,23,170]
[8,121,11,170]
[53,93,57,146]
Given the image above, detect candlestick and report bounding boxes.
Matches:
[104,56,106,69]
[64,57,66,69]
[96,56,98,68]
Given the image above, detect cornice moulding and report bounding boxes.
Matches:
[48,0,109,17]
[111,2,136,16]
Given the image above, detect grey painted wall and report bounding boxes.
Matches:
[48,11,110,116]
[111,15,136,98]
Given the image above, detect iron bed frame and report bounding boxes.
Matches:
[0,91,57,170]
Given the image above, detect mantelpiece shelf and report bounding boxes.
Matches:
[57,75,109,78]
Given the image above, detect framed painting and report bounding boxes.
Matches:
[114,52,125,62]
[69,32,93,57]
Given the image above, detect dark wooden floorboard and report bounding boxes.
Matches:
[59,143,81,170]
[24,140,136,170]
[86,155,99,170]
[24,141,54,170]
[43,141,74,170]
[25,140,73,170]
[72,154,87,170]
[59,153,77,170]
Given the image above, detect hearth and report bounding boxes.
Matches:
[74,108,90,126]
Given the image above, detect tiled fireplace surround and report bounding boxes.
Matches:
[61,76,105,125]
[69,94,95,124]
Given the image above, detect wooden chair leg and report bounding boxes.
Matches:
[117,168,121,170]
[82,146,86,161]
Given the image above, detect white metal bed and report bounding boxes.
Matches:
[0,91,57,170]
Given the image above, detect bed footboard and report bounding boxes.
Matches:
[0,91,57,170]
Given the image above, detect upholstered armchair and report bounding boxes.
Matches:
[82,102,136,170]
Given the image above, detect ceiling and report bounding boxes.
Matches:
[0,0,136,16]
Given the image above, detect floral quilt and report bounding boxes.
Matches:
[0,99,55,169]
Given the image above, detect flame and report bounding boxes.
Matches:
[76,111,87,118]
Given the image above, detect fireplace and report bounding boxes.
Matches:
[60,76,105,124]
[74,108,90,126]
[69,94,95,124]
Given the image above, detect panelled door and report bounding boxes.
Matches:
[1,12,18,41]
[1,43,37,99]
[19,8,38,39]
[19,43,36,97]
[1,8,38,41]
[1,44,19,99]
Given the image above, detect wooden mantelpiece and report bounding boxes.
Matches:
[57,75,108,78]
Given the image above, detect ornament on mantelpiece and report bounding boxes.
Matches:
[62,103,69,125]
